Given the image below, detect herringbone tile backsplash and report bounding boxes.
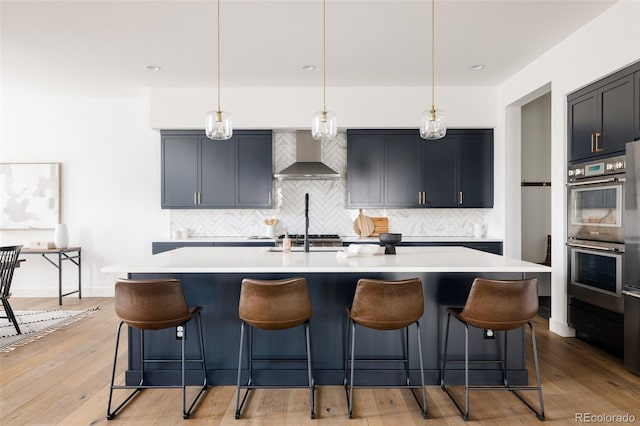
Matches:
[170,132,488,237]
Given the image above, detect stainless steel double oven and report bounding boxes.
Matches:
[567,155,626,313]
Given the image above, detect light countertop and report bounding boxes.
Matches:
[102,246,547,274]
[155,236,502,244]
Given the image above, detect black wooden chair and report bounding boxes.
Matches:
[1,245,23,335]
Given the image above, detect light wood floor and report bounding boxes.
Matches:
[1,297,639,425]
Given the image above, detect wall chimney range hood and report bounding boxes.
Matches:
[274,130,340,180]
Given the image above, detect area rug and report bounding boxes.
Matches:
[0,308,99,352]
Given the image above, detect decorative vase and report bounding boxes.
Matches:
[54,223,69,249]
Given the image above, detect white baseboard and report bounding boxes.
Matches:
[549,317,576,337]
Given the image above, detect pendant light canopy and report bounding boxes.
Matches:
[205,0,232,140]
[420,0,446,140]
[311,0,337,141]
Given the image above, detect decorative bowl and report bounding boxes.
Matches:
[379,233,402,254]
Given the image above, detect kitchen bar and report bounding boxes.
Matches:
[102,246,550,387]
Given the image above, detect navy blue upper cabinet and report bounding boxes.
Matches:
[568,62,640,163]
[161,130,273,209]
[346,132,385,207]
[347,129,493,208]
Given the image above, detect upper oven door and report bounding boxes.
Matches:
[567,177,625,243]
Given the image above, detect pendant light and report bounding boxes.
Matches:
[420,0,446,140]
[311,0,337,141]
[205,0,232,140]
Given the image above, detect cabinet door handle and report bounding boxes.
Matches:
[459,191,463,205]
[594,132,603,152]
[423,192,427,204]
[591,133,595,152]
[418,192,422,204]
[197,192,201,205]
[194,192,198,205]
[268,192,272,204]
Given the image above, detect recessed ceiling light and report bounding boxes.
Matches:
[469,64,485,71]
[301,65,316,71]
[145,65,162,71]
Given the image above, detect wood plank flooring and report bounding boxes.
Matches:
[1,297,639,425]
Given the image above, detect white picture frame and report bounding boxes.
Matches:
[0,162,61,229]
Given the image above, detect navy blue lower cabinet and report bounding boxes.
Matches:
[124,270,526,387]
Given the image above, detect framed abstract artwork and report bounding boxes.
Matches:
[0,163,61,229]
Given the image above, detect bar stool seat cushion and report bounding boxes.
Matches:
[349,278,424,330]
[115,279,199,330]
[448,279,538,331]
[239,277,312,330]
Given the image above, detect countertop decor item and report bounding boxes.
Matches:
[379,233,402,254]
[54,223,68,249]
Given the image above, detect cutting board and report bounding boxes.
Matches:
[354,209,375,237]
[370,217,389,236]
[353,212,388,237]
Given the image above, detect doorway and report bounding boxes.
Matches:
[521,93,552,318]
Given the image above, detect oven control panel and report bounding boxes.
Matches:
[568,155,626,180]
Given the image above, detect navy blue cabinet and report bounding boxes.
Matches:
[568,63,639,163]
[161,130,273,208]
[346,132,385,207]
[347,129,493,208]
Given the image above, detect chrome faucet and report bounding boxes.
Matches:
[304,193,310,252]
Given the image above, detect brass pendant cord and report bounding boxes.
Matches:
[431,0,436,115]
[217,0,221,114]
[322,0,327,113]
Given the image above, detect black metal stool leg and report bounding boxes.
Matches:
[348,320,356,419]
[235,321,246,419]
[304,321,316,419]
[415,321,428,418]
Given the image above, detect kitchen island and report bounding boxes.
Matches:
[101,246,550,387]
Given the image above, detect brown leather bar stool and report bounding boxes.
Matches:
[344,278,427,419]
[106,278,208,420]
[235,277,315,419]
[441,277,544,421]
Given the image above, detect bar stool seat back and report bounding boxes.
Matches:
[239,277,312,330]
[350,278,424,330]
[453,278,538,331]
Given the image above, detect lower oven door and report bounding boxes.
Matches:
[568,241,625,313]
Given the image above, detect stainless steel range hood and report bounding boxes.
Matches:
[274,130,340,180]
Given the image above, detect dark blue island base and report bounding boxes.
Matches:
[125,271,531,387]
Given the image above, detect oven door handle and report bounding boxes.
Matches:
[566,177,625,187]
[566,242,623,253]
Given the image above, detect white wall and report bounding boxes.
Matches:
[0,94,168,297]
[497,0,640,336]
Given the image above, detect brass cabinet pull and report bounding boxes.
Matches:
[418,192,422,204]
[197,192,201,205]
[348,191,351,204]
[591,133,595,152]
[194,192,198,205]
[594,132,603,152]
[268,192,272,204]
[459,191,463,205]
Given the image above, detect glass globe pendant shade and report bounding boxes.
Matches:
[311,110,337,141]
[420,108,447,140]
[205,110,233,140]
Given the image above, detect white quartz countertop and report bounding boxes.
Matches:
[154,236,501,243]
[102,246,548,274]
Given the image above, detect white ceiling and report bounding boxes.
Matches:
[1,0,619,96]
